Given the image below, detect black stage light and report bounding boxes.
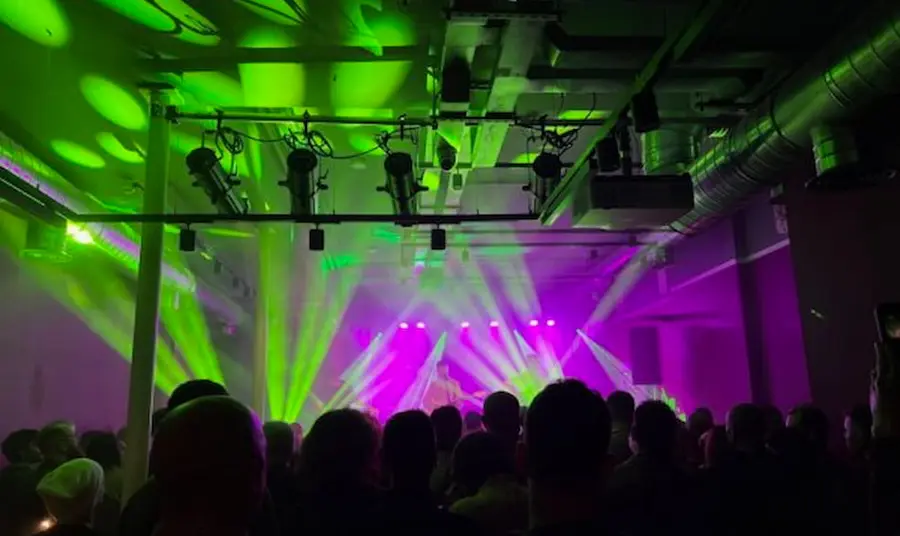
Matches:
[283,148,323,216]
[378,152,427,218]
[631,88,660,134]
[437,137,457,171]
[179,227,196,252]
[186,147,248,215]
[309,228,325,251]
[431,228,446,251]
[595,135,621,172]
[523,152,563,212]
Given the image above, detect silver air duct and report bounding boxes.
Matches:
[666,2,900,234]
[641,126,697,175]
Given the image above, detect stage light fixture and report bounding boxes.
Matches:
[378,152,428,219]
[399,322,409,330]
[186,147,248,215]
[546,319,556,327]
[489,320,500,328]
[595,135,621,173]
[523,152,563,212]
[282,148,327,216]
[460,321,470,329]
[437,137,457,171]
[631,88,660,134]
[416,322,426,329]
[529,319,539,327]
[431,228,446,251]
[308,227,325,251]
[178,227,196,252]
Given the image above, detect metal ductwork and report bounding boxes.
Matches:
[668,2,900,235]
[641,126,697,175]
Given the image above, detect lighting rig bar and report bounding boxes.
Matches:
[168,108,623,128]
[169,108,723,128]
[68,212,540,226]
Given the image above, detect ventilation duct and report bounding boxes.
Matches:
[806,124,889,191]
[664,3,900,235]
[641,126,696,175]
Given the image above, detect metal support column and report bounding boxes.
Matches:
[121,87,171,503]
[251,226,271,420]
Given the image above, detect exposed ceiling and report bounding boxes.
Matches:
[0,0,863,312]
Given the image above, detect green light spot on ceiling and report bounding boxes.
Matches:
[511,152,535,164]
[0,0,70,47]
[165,72,244,108]
[332,62,411,109]
[51,140,106,169]
[421,170,440,191]
[81,75,147,131]
[96,133,144,164]
[238,27,305,107]
[92,0,219,46]
[559,110,606,121]
[333,12,415,108]
[170,131,203,155]
[347,130,384,153]
[236,0,306,25]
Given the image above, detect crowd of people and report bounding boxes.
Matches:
[1,349,899,536]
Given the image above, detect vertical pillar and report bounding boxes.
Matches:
[121,87,170,503]
[785,171,900,428]
[251,225,270,420]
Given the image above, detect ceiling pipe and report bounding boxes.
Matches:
[667,2,900,235]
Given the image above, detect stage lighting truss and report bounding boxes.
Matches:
[378,152,429,221]
[522,151,563,213]
[282,148,328,217]
[186,147,248,216]
[397,319,557,330]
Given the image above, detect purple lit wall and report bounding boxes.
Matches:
[605,194,808,420]
[0,252,130,441]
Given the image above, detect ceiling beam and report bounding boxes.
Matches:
[138,46,427,73]
[540,0,740,225]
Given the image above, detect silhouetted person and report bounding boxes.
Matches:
[119,380,278,536]
[699,425,730,469]
[34,423,81,481]
[381,410,472,536]
[83,433,122,536]
[451,431,527,536]
[293,409,382,535]
[606,391,635,465]
[483,391,521,458]
[463,411,483,435]
[714,403,783,535]
[526,380,612,534]
[760,404,784,442]
[430,405,463,497]
[2,429,40,465]
[845,404,873,460]
[150,396,266,536]
[607,400,698,534]
[787,404,830,457]
[263,422,297,532]
[841,404,874,534]
[788,404,854,531]
[0,463,46,536]
[686,407,714,466]
[36,458,105,536]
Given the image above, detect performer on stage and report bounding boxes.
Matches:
[423,360,462,414]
